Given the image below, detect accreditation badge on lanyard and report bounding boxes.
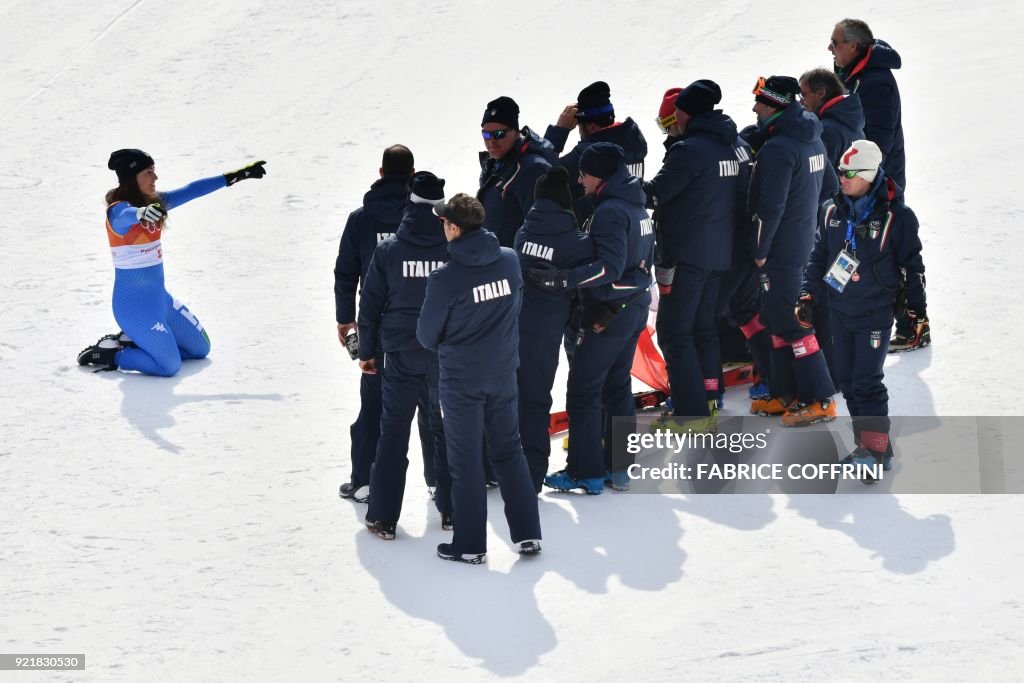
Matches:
[824,249,860,293]
[823,215,864,294]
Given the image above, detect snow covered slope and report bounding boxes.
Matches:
[1,0,1022,679]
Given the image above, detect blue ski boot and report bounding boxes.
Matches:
[544,470,604,495]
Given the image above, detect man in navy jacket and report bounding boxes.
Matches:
[477,96,554,248]
[358,172,452,540]
[514,167,594,491]
[544,81,649,223]
[829,19,906,190]
[334,146,437,502]
[747,76,836,427]
[649,79,751,422]
[529,143,655,494]
[417,194,542,564]
[801,140,925,472]
[798,68,866,383]
[799,68,865,167]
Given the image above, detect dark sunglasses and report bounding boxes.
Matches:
[481,128,511,141]
[839,169,868,179]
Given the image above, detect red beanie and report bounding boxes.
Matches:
[657,88,683,132]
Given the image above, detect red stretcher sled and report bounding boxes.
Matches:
[547,325,758,436]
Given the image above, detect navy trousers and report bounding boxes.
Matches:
[367,348,451,524]
[656,265,721,416]
[566,297,648,480]
[518,332,561,492]
[758,264,835,402]
[831,309,893,440]
[442,372,541,555]
[349,355,437,488]
[812,286,839,386]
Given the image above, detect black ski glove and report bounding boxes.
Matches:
[224,160,267,186]
[527,263,571,292]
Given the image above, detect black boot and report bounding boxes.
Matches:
[77,337,120,370]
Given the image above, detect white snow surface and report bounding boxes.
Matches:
[2,1,1023,680]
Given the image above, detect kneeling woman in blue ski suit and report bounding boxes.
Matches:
[78,149,265,376]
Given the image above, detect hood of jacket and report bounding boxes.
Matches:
[591,117,649,162]
[839,39,903,82]
[522,199,579,235]
[396,202,447,247]
[683,110,740,146]
[763,101,824,144]
[362,175,408,224]
[818,93,866,133]
[595,166,647,207]
[448,227,502,266]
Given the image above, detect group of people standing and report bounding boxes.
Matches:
[332,17,929,563]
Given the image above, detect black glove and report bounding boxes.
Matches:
[894,282,908,320]
[794,292,814,329]
[908,308,927,322]
[224,160,267,186]
[583,301,620,332]
[526,263,571,292]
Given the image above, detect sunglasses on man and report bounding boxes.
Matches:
[481,128,512,141]
[839,169,871,179]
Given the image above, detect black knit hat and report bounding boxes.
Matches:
[408,171,445,204]
[576,80,614,121]
[674,79,722,116]
[754,75,801,109]
[535,166,573,210]
[481,96,520,129]
[579,142,625,179]
[108,149,154,183]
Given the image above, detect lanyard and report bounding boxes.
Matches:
[843,199,875,254]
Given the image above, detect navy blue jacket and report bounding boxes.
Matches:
[816,93,865,167]
[417,229,523,380]
[334,175,407,323]
[837,40,906,189]
[357,202,449,359]
[803,173,925,319]
[478,126,555,248]
[566,167,654,304]
[544,118,648,222]
[514,199,595,343]
[648,111,751,272]
[748,102,830,268]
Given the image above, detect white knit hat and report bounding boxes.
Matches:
[838,139,883,183]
